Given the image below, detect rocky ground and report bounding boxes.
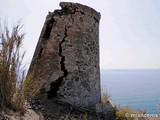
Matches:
[0,108,42,120]
[0,93,115,120]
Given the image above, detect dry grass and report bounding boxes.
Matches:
[101,92,111,105]
[116,106,160,120]
[0,20,26,113]
[23,74,40,101]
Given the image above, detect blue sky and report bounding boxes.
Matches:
[0,0,160,69]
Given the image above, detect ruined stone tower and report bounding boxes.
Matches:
[28,2,101,109]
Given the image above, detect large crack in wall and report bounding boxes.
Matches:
[47,25,68,98]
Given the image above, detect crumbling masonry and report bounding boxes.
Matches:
[28,2,101,109]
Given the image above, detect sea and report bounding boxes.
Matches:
[101,69,160,114]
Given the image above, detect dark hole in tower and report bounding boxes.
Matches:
[47,76,64,98]
[43,19,54,39]
[38,48,43,58]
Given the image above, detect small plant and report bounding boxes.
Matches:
[101,92,111,105]
[23,74,39,101]
[0,20,26,113]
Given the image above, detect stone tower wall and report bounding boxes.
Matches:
[28,2,101,109]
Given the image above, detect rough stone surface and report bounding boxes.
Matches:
[27,2,101,109]
[95,103,116,120]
